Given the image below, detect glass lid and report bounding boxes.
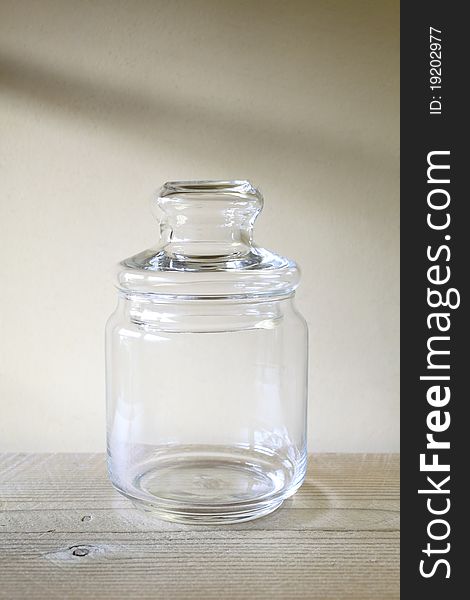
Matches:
[116,180,300,299]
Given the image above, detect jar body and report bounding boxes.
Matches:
[106,293,308,523]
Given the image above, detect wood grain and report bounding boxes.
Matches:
[0,453,399,599]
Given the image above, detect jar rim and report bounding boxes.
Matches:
[160,179,262,200]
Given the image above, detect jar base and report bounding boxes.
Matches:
[109,444,305,524]
[130,495,285,524]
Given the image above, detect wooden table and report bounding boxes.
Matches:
[0,453,399,599]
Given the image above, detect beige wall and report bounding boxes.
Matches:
[0,0,399,452]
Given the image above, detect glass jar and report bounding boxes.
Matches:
[106,180,308,523]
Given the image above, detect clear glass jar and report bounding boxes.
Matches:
[106,180,308,523]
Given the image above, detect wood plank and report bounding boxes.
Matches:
[0,453,399,599]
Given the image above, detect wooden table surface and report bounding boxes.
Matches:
[0,453,399,599]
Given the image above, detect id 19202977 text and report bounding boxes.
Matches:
[429,27,443,115]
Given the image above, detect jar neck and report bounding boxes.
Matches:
[116,295,295,333]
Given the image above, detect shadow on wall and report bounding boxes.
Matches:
[0,51,392,176]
